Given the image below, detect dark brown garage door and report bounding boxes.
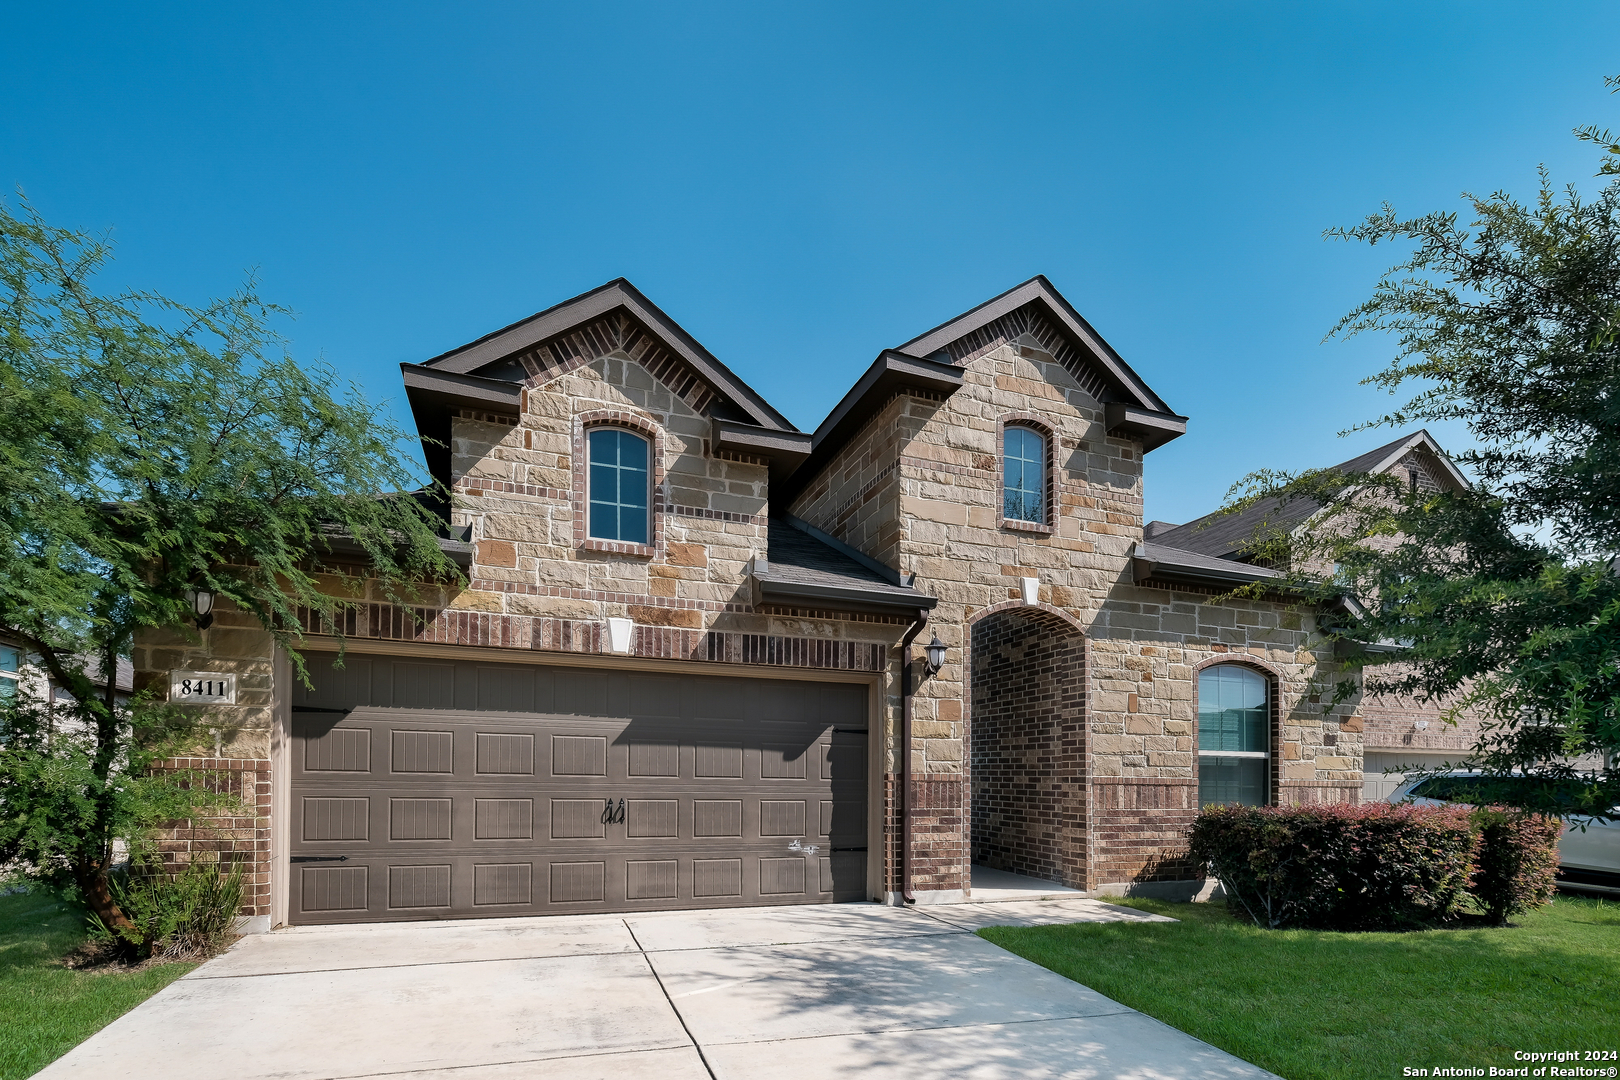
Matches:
[288,654,869,924]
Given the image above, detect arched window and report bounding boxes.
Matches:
[1197,665,1270,806]
[587,427,650,544]
[1003,424,1046,524]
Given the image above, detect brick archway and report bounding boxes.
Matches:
[969,607,1087,890]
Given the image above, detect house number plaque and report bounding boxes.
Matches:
[170,671,237,705]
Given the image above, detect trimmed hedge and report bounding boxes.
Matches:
[1188,803,1478,930]
[1188,802,1564,930]
[1470,808,1562,927]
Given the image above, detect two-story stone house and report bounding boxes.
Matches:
[136,276,1462,928]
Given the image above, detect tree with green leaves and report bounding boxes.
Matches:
[1224,77,1620,819]
[0,199,460,943]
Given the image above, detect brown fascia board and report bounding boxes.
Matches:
[402,363,524,415]
[774,350,964,505]
[894,275,1178,419]
[400,364,524,492]
[711,420,813,486]
[1130,541,1288,591]
[755,575,939,616]
[415,278,795,433]
[1105,402,1189,452]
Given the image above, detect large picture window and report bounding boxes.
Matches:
[1003,424,1046,524]
[1197,665,1270,806]
[587,427,650,545]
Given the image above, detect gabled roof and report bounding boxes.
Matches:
[414,278,796,432]
[1149,429,1467,563]
[893,275,1185,447]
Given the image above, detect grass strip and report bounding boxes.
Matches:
[979,892,1620,1080]
[0,887,195,1080]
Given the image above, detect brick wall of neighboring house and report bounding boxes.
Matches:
[969,609,1087,889]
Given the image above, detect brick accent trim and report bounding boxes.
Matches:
[148,757,272,918]
[515,310,719,416]
[1278,779,1362,806]
[456,408,519,427]
[456,477,570,502]
[1190,658,1283,806]
[997,412,1056,535]
[967,599,1087,635]
[939,301,1112,403]
[456,477,765,529]
[293,605,888,671]
[1090,777,1201,885]
[572,409,664,559]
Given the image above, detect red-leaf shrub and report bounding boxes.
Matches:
[1469,808,1561,926]
[1187,803,1478,930]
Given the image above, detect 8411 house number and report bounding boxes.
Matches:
[169,671,237,704]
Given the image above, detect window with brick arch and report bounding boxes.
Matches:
[1197,664,1270,806]
[586,427,651,544]
[1002,424,1046,524]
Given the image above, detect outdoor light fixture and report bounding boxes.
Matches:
[185,587,215,631]
[923,634,947,676]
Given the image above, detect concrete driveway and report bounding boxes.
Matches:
[38,899,1275,1080]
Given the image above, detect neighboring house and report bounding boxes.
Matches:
[132,276,1460,928]
[1136,431,1483,803]
[0,643,133,720]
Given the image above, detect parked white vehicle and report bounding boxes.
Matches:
[1387,771,1620,895]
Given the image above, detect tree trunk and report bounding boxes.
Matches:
[75,860,135,939]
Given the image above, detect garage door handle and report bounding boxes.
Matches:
[601,798,625,825]
[290,855,350,863]
[832,847,868,853]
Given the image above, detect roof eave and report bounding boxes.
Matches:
[1105,402,1188,453]
[893,275,1173,415]
[776,351,964,505]
[416,279,796,432]
[756,575,938,616]
[712,420,813,486]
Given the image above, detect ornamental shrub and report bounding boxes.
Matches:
[1469,808,1562,926]
[91,858,246,960]
[1187,803,1478,930]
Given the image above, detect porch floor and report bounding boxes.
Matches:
[968,865,1086,903]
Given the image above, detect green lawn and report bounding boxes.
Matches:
[0,887,195,1080]
[980,892,1620,1080]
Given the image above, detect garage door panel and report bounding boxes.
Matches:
[392,662,456,709]
[475,732,535,775]
[553,668,611,717]
[476,665,536,712]
[290,656,869,923]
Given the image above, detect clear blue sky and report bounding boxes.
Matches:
[6,3,1617,525]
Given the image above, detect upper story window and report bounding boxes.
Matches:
[0,646,17,702]
[1003,424,1046,524]
[1197,664,1270,807]
[587,427,650,545]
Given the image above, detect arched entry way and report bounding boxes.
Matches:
[969,605,1087,891]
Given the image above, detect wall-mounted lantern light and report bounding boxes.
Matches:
[923,634,947,676]
[185,587,215,631]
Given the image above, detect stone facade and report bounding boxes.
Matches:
[132,275,1454,924]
